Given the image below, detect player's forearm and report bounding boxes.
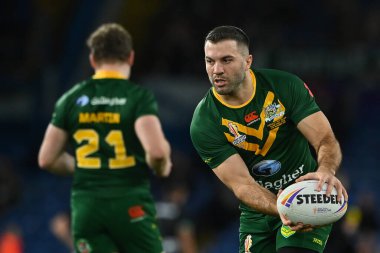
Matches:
[316,134,342,175]
[234,183,278,216]
[40,152,75,176]
[146,155,171,177]
[146,140,172,177]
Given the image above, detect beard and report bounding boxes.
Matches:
[211,71,246,96]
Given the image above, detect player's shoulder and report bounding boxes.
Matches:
[192,89,215,117]
[55,80,88,106]
[191,89,219,131]
[254,68,301,83]
[124,79,154,97]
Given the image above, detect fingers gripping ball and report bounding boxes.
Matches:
[277,180,348,226]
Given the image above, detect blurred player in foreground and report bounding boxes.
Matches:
[190,25,348,253]
[39,23,172,253]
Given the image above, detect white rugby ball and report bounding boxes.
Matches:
[277,180,347,226]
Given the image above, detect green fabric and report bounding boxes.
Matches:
[72,194,163,253]
[239,217,332,253]
[190,68,320,194]
[51,76,163,252]
[51,78,158,197]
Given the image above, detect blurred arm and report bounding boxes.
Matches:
[38,124,74,175]
[212,154,278,216]
[135,115,172,177]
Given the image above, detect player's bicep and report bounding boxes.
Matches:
[297,111,334,149]
[38,124,69,168]
[213,154,255,192]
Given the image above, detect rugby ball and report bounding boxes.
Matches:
[277,180,347,226]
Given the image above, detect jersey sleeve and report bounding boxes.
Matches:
[284,74,320,124]
[51,92,70,130]
[190,101,237,169]
[135,89,159,118]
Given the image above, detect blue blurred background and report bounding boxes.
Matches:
[0,0,379,252]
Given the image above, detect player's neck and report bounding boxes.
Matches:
[220,70,253,106]
[94,63,131,79]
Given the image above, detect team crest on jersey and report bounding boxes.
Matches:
[264,102,285,122]
[244,234,252,253]
[228,122,246,146]
[77,239,92,253]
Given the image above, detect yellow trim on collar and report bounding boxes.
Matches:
[212,69,256,109]
[93,70,126,79]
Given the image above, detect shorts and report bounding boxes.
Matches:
[71,193,164,253]
[239,215,332,253]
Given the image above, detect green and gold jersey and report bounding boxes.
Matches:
[190,69,320,226]
[51,70,158,197]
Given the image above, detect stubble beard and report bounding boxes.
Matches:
[211,72,246,96]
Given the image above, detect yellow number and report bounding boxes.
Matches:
[73,129,135,169]
[74,130,101,168]
[105,130,136,169]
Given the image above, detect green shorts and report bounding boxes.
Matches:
[239,215,332,253]
[71,193,164,253]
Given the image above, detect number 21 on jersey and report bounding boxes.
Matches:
[73,129,136,169]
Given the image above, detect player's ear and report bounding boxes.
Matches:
[89,53,97,69]
[127,50,135,66]
[246,54,253,70]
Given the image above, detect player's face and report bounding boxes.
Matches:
[204,40,250,95]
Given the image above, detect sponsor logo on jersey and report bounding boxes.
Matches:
[264,102,285,122]
[77,239,92,253]
[244,111,260,125]
[91,96,127,106]
[251,160,281,177]
[228,122,246,146]
[256,164,304,190]
[244,234,252,253]
[128,205,146,222]
[77,95,90,106]
[281,225,296,238]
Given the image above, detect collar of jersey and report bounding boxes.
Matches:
[92,70,127,79]
[212,69,256,109]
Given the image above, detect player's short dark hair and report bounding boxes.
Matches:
[86,23,133,63]
[205,25,250,50]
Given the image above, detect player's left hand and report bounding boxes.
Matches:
[277,189,313,232]
[295,168,348,203]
